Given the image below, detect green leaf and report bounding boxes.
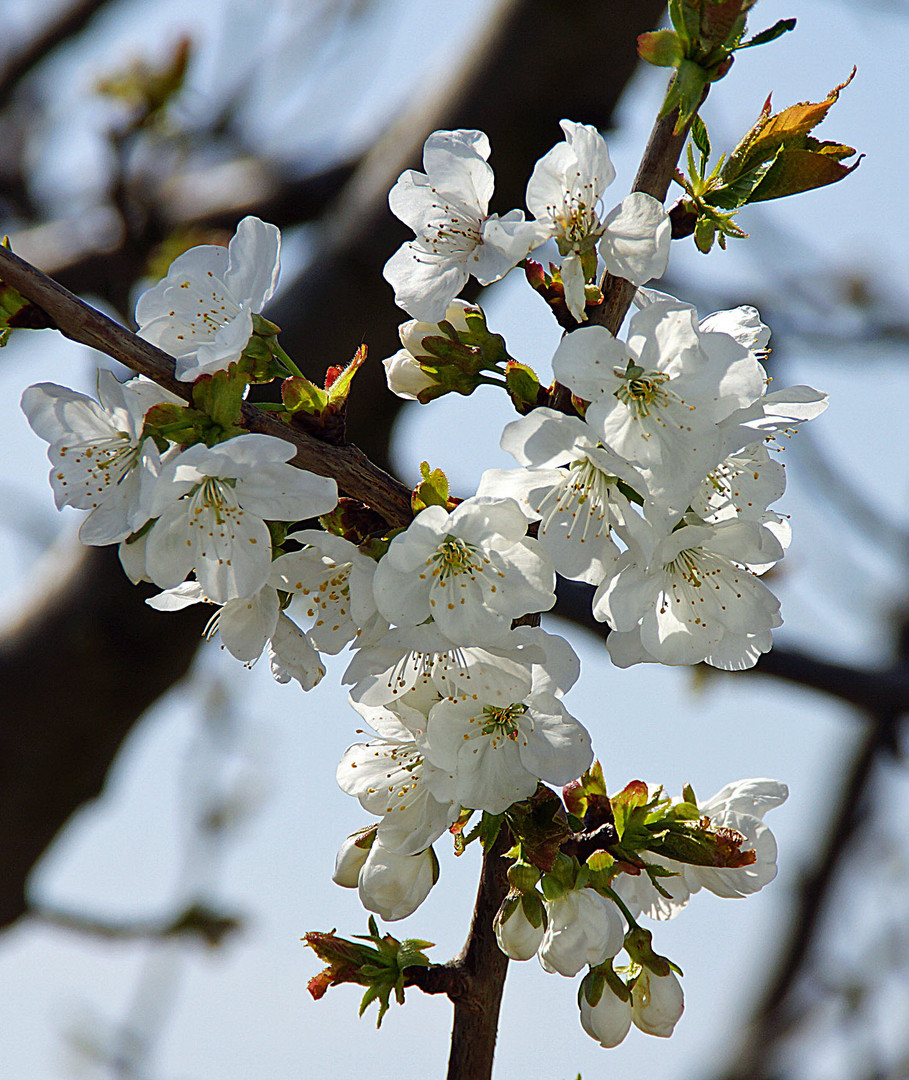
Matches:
[737,18,797,50]
[690,114,711,159]
[746,146,862,203]
[637,28,685,68]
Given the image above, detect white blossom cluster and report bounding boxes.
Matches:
[18,116,824,1053]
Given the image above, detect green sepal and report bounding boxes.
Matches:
[624,926,674,978]
[191,363,248,435]
[504,360,546,416]
[507,860,541,893]
[282,374,329,414]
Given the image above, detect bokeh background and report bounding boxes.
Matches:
[0,1,907,1077]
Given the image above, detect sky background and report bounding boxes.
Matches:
[0,0,908,1077]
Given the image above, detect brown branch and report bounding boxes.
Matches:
[29,899,242,948]
[0,0,114,108]
[589,99,702,337]
[402,827,512,1080]
[0,243,413,529]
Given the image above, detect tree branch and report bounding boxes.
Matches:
[0,243,413,529]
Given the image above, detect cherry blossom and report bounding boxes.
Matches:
[596,519,785,670]
[372,496,555,646]
[270,529,385,655]
[143,433,337,604]
[494,899,546,961]
[21,371,180,545]
[527,120,670,320]
[631,969,684,1037]
[615,779,788,921]
[145,579,326,690]
[337,699,459,857]
[383,129,547,321]
[478,407,650,585]
[552,298,767,518]
[136,215,281,381]
[579,984,633,1048]
[538,888,625,977]
[419,658,592,815]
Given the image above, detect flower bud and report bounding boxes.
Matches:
[494,894,546,961]
[631,969,685,1037]
[579,983,633,1048]
[332,827,376,888]
[357,842,438,922]
[382,348,438,401]
[538,888,625,977]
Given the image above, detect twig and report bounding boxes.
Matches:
[0,244,413,529]
[29,900,242,948]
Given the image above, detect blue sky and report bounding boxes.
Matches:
[1,1,908,1077]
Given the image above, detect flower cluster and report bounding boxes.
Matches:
[383,121,670,326]
[19,108,826,1056]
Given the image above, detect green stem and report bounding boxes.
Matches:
[270,339,305,378]
[603,886,641,931]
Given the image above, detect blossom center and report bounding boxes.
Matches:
[613,365,674,418]
[431,536,482,581]
[480,701,528,741]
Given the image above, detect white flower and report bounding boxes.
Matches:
[383,129,548,321]
[478,407,650,585]
[495,898,546,961]
[596,519,785,671]
[21,371,180,545]
[579,985,633,1048]
[345,622,576,713]
[526,121,669,321]
[599,192,671,288]
[612,852,691,922]
[146,579,326,689]
[337,699,459,856]
[691,442,786,525]
[615,779,787,920]
[357,841,439,922]
[678,778,788,899]
[270,529,384,655]
[383,349,438,401]
[552,298,767,518]
[420,659,592,815]
[144,433,337,604]
[136,216,281,381]
[631,969,684,1037]
[372,496,555,646]
[266,613,326,690]
[538,888,625,977]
